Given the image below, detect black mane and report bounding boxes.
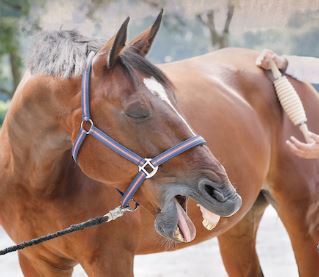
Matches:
[119,48,171,88]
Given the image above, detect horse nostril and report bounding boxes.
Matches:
[198,179,227,202]
[204,185,226,202]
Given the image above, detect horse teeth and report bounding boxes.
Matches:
[174,227,185,242]
[202,219,216,231]
[177,234,184,242]
[174,227,179,235]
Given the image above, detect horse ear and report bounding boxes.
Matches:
[94,17,130,70]
[128,9,163,56]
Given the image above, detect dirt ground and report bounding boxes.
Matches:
[0,207,298,276]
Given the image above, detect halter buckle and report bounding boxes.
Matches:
[139,158,158,179]
[81,119,94,135]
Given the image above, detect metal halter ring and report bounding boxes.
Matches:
[81,119,94,135]
[138,158,158,179]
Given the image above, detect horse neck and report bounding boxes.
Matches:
[1,72,81,194]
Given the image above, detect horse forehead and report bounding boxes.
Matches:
[143,76,196,136]
[143,77,171,103]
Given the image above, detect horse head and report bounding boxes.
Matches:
[69,12,242,243]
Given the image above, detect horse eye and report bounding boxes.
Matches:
[124,101,150,119]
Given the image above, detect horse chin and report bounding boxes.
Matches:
[155,196,197,243]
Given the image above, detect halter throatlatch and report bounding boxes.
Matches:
[72,52,206,207]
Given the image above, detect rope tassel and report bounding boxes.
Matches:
[269,59,311,143]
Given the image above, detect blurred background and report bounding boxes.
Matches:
[0,0,319,276]
[1,0,319,101]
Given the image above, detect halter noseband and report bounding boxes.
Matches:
[72,52,206,207]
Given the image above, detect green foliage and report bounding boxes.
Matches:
[0,0,29,18]
[0,100,10,126]
[0,0,36,97]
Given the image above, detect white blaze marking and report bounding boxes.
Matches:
[143,77,195,135]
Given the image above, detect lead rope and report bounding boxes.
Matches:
[0,205,137,255]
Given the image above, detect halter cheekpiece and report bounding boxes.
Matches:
[72,51,206,207]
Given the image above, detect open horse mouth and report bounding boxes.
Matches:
[172,195,224,243]
[155,179,242,243]
[174,196,195,242]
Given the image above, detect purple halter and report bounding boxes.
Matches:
[72,52,206,207]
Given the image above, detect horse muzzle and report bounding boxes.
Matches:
[154,178,242,243]
[196,178,242,217]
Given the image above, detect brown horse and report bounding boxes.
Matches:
[0,13,318,276]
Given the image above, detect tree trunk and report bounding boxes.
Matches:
[9,49,21,95]
[197,3,235,49]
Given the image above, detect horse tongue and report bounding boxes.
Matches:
[175,200,196,242]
